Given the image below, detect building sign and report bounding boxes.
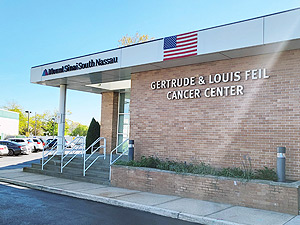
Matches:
[150,68,269,100]
[42,57,118,76]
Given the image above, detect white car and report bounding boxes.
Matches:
[20,145,31,155]
[8,138,34,153]
[0,144,9,156]
[32,138,44,151]
[26,138,37,152]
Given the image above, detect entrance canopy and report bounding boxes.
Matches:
[31,8,300,93]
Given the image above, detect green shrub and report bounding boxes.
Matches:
[139,156,160,168]
[115,156,277,181]
[254,167,277,181]
[85,118,100,154]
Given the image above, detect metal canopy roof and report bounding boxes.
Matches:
[30,8,300,94]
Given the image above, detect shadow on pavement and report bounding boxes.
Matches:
[0,157,41,170]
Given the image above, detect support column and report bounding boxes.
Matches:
[100,92,118,153]
[57,84,67,155]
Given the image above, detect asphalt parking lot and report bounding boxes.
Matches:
[0,151,43,170]
[0,148,84,170]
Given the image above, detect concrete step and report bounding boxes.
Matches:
[31,163,109,179]
[23,167,110,185]
[46,158,111,167]
[24,153,128,185]
[52,154,109,160]
[48,154,129,163]
[40,159,110,171]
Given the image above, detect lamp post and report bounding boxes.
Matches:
[34,112,37,136]
[25,111,31,137]
[51,117,55,139]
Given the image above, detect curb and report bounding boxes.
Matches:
[0,177,241,225]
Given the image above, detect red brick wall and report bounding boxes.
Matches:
[100,92,118,153]
[130,49,300,180]
[111,166,299,215]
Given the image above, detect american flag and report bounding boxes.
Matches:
[163,31,198,61]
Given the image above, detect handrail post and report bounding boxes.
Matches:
[109,145,113,180]
[109,138,129,181]
[60,152,63,173]
[42,147,44,170]
[81,137,84,157]
[83,149,86,176]
[83,137,106,176]
[104,138,106,160]
[109,166,112,181]
[42,142,57,169]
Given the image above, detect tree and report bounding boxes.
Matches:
[2,102,71,136]
[43,114,71,136]
[29,112,51,136]
[85,118,100,153]
[70,124,88,136]
[43,117,58,137]
[118,32,154,46]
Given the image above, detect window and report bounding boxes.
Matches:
[117,92,130,152]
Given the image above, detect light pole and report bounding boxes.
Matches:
[34,112,37,136]
[25,111,31,137]
[51,117,55,139]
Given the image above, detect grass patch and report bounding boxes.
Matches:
[115,156,277,181]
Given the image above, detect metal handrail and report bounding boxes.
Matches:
[83,137,106,176]
[61,136,85,173]
[109,138,129,180]
[42,142,58,170]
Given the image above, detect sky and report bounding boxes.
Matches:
[1,0,300,125]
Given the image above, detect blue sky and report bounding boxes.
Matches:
[1,0,300,125]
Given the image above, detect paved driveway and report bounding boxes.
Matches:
[0,181,200,225]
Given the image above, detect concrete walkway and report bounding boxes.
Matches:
[0,168,299,225]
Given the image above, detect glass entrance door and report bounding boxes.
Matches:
[117,92,130,152]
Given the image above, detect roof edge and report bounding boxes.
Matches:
[31,7,300,69]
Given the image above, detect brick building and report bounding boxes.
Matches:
[31,8,300,180]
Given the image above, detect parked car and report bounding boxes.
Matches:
[45,138,74,149]
[0,141,24,156]
[7,138,34,153]
[32,138,44,151]
[46,138,53,144]
[33,137,47,147]
[25,138,37,152]
[45,139,58,149]
[39,138,46,147]
[0,144,9,156]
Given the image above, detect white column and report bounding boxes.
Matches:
[57,84,67,155]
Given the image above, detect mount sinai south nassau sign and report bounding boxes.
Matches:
[42,56,118,76]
